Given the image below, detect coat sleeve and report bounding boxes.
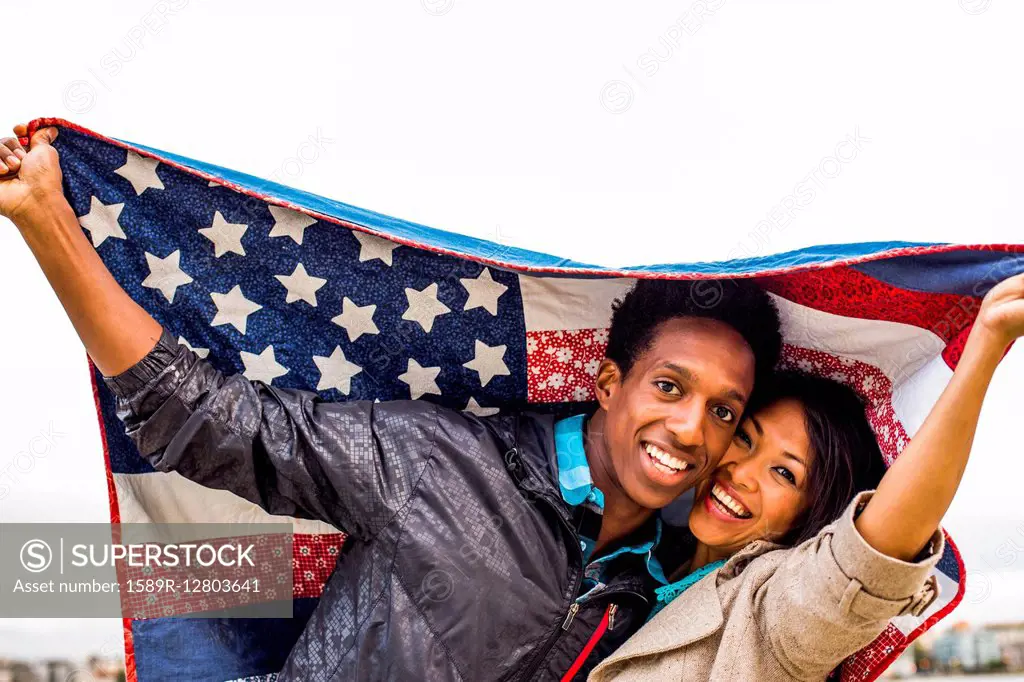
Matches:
[757,490,945,680]
[101,326,440,540]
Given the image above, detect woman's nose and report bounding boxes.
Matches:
[728,457,760,493]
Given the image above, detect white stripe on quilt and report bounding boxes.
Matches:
[770,294,945,385]
[114,471,340,534]
[518,275,947,386]
[519,275,633,331]
[890,355,955,438]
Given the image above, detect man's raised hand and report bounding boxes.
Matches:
[0,124,63,226]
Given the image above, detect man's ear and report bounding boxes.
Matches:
[594,358,623,410]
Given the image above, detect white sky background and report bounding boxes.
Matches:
[1,0,1022,660]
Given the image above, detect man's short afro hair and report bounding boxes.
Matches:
[605,278,782,388]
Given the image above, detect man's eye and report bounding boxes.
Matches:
[712,406,735,423]
[774,467,796,484]
[654,380,680,395]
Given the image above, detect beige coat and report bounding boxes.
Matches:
[589,491,943,681]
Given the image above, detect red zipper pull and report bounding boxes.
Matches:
[561,603,615,682]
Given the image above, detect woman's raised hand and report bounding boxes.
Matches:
[976,270,1024,351]
[0,124,63,226]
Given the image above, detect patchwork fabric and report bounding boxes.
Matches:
[27,115,1024,682]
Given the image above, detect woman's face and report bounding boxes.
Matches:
[688,398,815,556]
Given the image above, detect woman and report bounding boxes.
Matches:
[591,272,1024,681]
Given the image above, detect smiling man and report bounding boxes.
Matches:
[2,125,781,681]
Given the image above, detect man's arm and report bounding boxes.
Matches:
[104,326,439,537]
[3,125,164,377]
[2,125,439,537]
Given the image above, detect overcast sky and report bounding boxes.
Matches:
[1,0,1023,660]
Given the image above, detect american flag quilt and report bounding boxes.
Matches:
[23,117,1024,682]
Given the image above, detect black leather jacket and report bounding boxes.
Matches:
[103,326,661,681]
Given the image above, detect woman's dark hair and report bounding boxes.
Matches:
[748,370,888,546]
[605,278,782,390]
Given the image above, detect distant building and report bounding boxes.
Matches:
[43,660,72,682]
[86,656,125,681]
[0,659,39,682]
[932,623,1002,672]
[0,656,124,682]
[989,622,1024,671]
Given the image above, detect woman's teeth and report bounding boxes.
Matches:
[644,443,690,475]
[710,483,752,519]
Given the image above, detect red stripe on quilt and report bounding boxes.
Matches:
[115,532,348,619]
[526,329,607,403]
[839,623,908,681]
[292,533,346,598]
[87,357,137,682]
[778,345,909,465]
[758,266,980,342]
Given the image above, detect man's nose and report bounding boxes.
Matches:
[664,397,705,449]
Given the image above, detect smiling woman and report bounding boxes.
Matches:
[687,371,887,557]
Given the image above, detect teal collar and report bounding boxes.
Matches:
[553,413,669,587]
[555,413,605,508]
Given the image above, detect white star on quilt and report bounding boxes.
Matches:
[402,283,451,333]
[199,211,249,257]
[177,336,209,358]
[78,196,126,247]
[275,262,327,306]
[399,358,442,399]
[463,340,510,387]
[210,285,262,334]
[460,268,508,315]
[141,250,193,303]
[240,345,289,384]
[114,151,164,195]
[352,230,400,266]
[464,397,499,417]
[268,205,318,245]
[331,297,379,342]
[313,346,362,395]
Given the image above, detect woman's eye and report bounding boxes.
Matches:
[734,427,752,447]
[712,406,735,423]
[774,467,796,485]
[654,380,680,395]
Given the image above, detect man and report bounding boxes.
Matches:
[0,125,782,680]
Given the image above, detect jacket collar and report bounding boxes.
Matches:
[591,538,785,674]
[594,562,725,673]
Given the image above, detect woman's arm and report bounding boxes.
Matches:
[855,271,1024,560]
[1,124,163,377]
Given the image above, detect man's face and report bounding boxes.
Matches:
[594,317,756,510]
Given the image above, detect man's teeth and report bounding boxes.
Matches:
[644,443,690,474]
[711,483,751,518]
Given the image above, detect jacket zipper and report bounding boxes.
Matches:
[515,536,648,680]
[511,442,585,682]
[562,603,581,630]
[560,603,616,682]
[505,414,645,682]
